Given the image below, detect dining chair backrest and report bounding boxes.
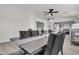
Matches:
[44,33,56,55]
[51,33,65,55]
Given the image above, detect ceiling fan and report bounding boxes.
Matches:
[43,9,58,16]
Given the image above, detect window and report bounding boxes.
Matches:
[36,22,44,30]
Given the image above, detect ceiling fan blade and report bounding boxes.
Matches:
[52,11,58,13]
[49,9,54,11]
[44,13,50,15]
[43,11,49,13]
[49,9,54,13]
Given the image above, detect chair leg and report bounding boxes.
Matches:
[61,49,63,55]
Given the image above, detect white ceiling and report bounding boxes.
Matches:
[1,4,78,19]
[24,4,79,18]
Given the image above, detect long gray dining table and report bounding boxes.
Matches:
[19,34,48,55]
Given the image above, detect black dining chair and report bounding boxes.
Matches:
[44,33,56,55]
[19,31,28,39]
[32,31,36,37]
[36,32,65,55]
[51,33,65,55]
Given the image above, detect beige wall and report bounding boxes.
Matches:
[0,5,35,43]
